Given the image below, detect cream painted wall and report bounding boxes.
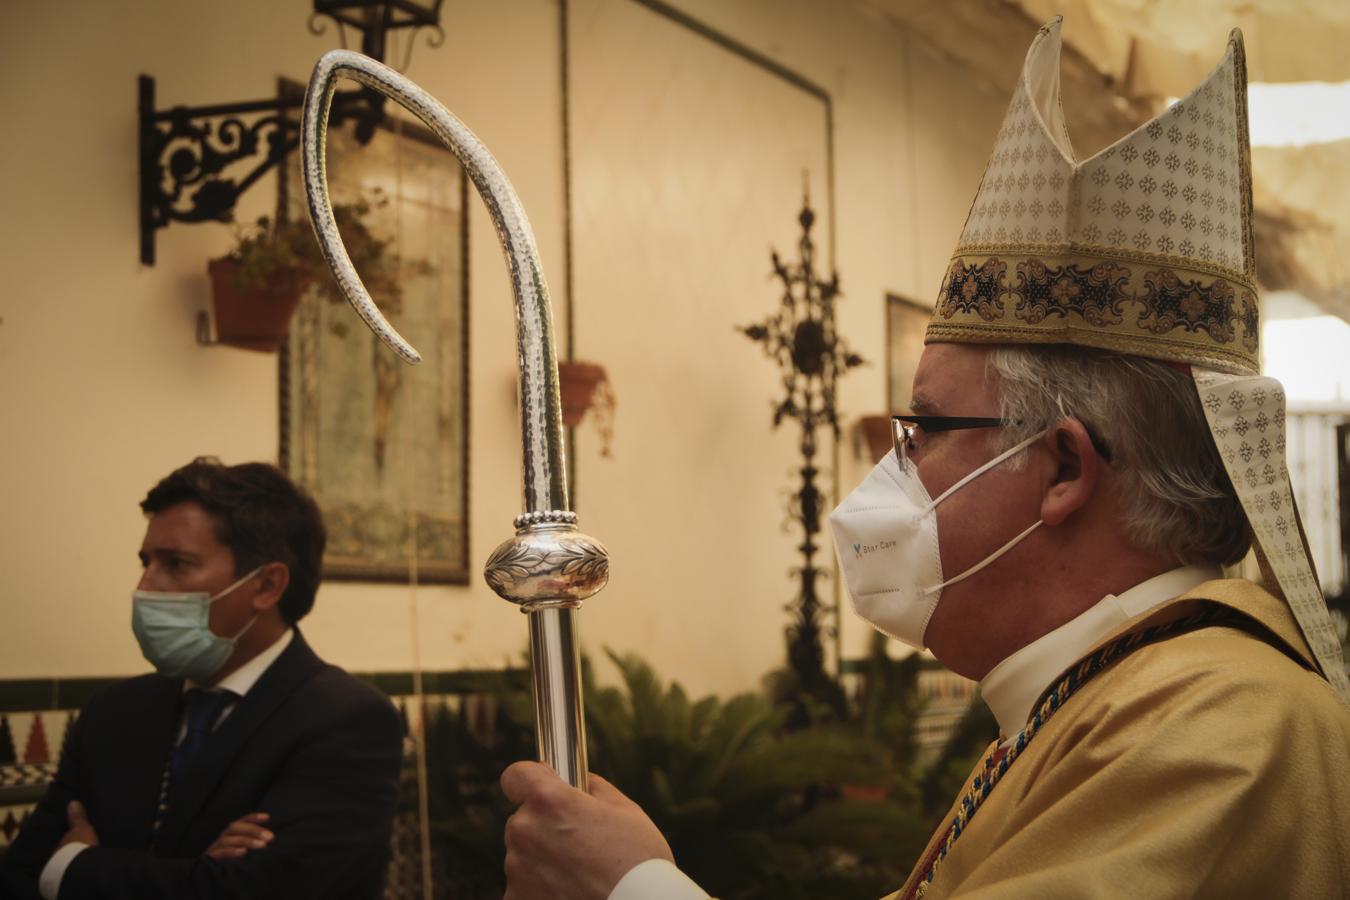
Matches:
[0,0,1005,696]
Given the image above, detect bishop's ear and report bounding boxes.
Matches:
[1039,417,1103,526]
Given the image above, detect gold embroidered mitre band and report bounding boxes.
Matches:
[927,18,1259,375]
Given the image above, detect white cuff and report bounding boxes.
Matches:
[39,841,88,900]
[608,858,709,900]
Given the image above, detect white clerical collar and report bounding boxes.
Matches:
[188,629,295,697]
[979,565,1221,742]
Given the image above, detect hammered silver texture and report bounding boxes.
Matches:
[302,49,567,515]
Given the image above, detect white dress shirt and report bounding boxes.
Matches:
[610,858,710,900]
[606,565,1221,900]
[39,630,295,900]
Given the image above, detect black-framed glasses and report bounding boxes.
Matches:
[890,414,1112,463]
[891,416,1011,463]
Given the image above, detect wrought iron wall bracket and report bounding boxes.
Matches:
[137,1,447,265]
[137,75,383,265]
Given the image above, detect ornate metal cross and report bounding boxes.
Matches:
[741,193,864,708]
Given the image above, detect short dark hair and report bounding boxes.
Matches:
[141,457,326,624]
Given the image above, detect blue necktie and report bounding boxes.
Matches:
[170,689,233,786]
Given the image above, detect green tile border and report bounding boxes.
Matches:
[353,669,529,698]
[0,670,528,713]
[5,661,963,707]
[0,677,154,712]
[0,681,67,713]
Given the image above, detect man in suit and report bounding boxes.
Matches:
[0,458,404,899]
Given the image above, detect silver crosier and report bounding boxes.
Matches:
[300,49,608,790]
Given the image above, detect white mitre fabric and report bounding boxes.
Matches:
[1193,368,1350,700]
[959,18,1249,279]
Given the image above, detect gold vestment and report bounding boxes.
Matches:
[891,578,1350,899]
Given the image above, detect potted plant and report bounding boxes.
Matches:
[207,189,404,351]
[858,415,893,463]
[558,361,616,456]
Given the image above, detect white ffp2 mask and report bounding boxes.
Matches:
[828,431,1045,649]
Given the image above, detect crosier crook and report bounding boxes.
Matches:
[301,50,609,790]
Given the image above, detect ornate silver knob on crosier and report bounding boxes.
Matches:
[301,49,607,790]
[485,512,609,611]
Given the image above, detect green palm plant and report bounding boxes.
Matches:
[415,640,993,899]
[585,650,931,899]
[415,672,538,898]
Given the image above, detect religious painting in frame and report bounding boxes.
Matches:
[280,102,470,584]
[886,293,930,411]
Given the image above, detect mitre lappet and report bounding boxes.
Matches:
[926,17,1349,702]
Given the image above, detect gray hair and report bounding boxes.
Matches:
[985,345,1249,566]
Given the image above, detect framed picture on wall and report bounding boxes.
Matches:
[280,95,470,584]
[886,293,930,411]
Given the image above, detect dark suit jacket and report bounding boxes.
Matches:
[0,631,403,899]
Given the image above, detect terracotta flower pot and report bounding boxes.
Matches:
[207,258,307,352]
[558,361,608,428]
[840,783,889,802]
[860,415,893,463]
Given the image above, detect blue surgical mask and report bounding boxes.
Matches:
[131,566,266,681]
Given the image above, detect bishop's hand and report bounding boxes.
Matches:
[501,761,673,900]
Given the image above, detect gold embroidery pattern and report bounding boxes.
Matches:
[955,240,1255,290]
[1014,259,1130,327]
[940,259,1008,322]
[930,253,1259,373]
[1239,291,1259,355]
[1137,268,1237,345]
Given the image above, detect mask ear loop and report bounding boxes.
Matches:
[923,519,1044,596]
[209,564,271,640]
[915,429,1048,597]
[921,429,1048,515]
[208,564,269,603]
[229,615,262,642]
